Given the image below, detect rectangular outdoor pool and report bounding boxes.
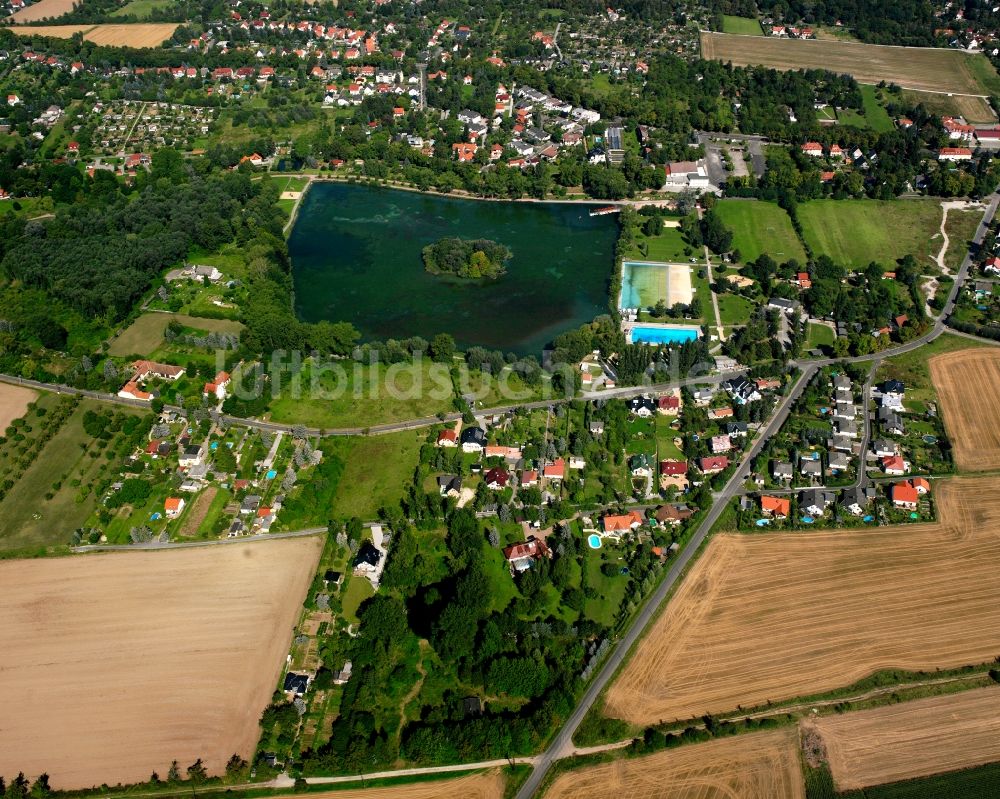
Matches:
[629,326,700,345]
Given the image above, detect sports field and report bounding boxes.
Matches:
[700,32,1000,95]
[798,199,943,269]
[714,200,807,264]
[109,311,244,356]
[809,686,1000,790]
[604,477,1000,724]
[544,728,804,799]
[620,261,694,309]
[7,22,179,46]
[930,348,1000,471]
[0,536,322,788]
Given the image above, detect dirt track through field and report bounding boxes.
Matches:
[544,729,804,799]
[808,686,1000,790]
[605,477,1000,725]
[930,348,1000,470]
[274,771,504,799]
[700,32,993,95]
[0,536,321,789]
[0,383,37,430]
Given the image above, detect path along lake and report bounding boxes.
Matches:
[289,183,619,355]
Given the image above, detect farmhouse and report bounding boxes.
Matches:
[131,359,184,381]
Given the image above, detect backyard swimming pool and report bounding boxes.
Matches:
[587,534,602,549]
[629,325,701,345]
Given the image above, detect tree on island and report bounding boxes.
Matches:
[422,237,512,280]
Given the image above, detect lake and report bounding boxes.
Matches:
[288,183,619,355]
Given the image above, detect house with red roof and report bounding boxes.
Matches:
[760,495,790,518]
[890,481,919,509]
[453,142,477,162]
[164,497,186,518]
[659,460,687,477]
[801,142,824,156]
[520,469,538,487]
[698,455,729,474]
[203,371,231,400]
[880,455,909,475]
[601,510,644,536]
[911,477,931,495]
[939,147,973,161]
[437,429,457,447]
[657,394,681,415]
[484,466,509,490]
[503,537,550,572]
[543,458,565,481]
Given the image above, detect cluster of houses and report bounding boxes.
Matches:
[448,84,602,170]
[86,100,215,159]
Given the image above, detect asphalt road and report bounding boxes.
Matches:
[513,365,817,799]
[515,189,1000,798]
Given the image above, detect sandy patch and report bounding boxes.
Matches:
[0,382,38,430]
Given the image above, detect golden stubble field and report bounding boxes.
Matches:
[274,771,505,799]
[544,729,804,799]
[700,32,993,95]
[604,477,1000,725]
[0,536,322,789]
[808,686,1000,790]
[7,0,77,22]
[8,22,179,46]
[930,348,1000,471]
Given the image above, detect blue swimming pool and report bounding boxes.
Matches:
[587,534,602,549]
[630,326,700,345]
[266,469,277,479]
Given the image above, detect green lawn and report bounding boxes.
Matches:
[721,14,762,35]
[630,226,694,262]
[807,322,836,349]
[943,208,984,271]
[717,293,756,326]
[966,52,1000,96]
[341,574,375,624]
[860,85,894,133]
[655,416,684,460]
[329,430,426,519]
[109,312,244,357]
[798,199,943,270]
[583,543,629,627]
[111,0,174,16]
[268,359,454,429]
[714,200,807,264]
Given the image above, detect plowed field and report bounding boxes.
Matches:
[605,478,1000,724]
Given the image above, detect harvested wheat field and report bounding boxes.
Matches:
[8,22,178,46]
[273,771,504,799]
[0,382,37,430]
[930,348,1000,471]
[545,729,804,799]
[0,536,322,789]
[7,0,77,22]
[700,32,997,95]
[605,477,1000,725]
[808,686,1000,790]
